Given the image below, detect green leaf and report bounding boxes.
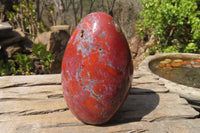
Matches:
[136,0,200,54]
[13,5,19,12]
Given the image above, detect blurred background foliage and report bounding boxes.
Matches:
[0,0,142,75]
[0,0,142,40]
[137,0,200,54]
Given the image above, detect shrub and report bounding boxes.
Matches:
[6,0,47,40]
[32,43,54,73]
[0,60,16,76]
[137,0,200,54]
[0,43,54,76]
[14,53,34,75]
[184,42,199,53]
[0,53,34,76]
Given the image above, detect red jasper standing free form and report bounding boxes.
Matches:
[61,12,133,125]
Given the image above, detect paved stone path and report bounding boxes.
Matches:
[0,70,200,133]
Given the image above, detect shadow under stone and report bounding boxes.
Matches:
[101,87,160,126]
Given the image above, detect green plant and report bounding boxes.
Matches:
[6,0,46,40]
[0,43,54,76]
[6,11,15,27]
[163,45,179,53]
[0,60,17,76]
[0,53,34,76]
[184,43,199,53]
[147,44,160,55]
[0,53,33,76]
[0,60,10,76]
[9,60,17,75]
[137,0,200,54]
[14,53,34,75]
[47,4,56,26]
[0,7,4,21]
[32,43,54,73]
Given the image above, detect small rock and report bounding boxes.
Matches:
[160,60,169,64]
[172,59,183,63]
[166,64,172,67]
[164,59,172,64]
[130,37,139,54]
[0,28,25,48]
[192,64,200,68]
[145,34,157,48]
[182,64,192,68]
[171,62,182,67]
[34,31,52,50]
[195,59,200,63]
[0,29,13,39]
[0,22,12,31]
[34,25,70,73]
[181,61,189,66]
[129,35,141,54]
[50,25,69,32]
[190,60,195,65]
[158,63,165,68]
[5,43,22,58]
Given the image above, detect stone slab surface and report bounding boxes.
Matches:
[0,70,199,133]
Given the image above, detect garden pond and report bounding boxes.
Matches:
[149,58,200,88]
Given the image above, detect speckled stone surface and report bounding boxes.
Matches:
[61,12,133,124]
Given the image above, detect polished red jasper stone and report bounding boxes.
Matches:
[61,12,133,125]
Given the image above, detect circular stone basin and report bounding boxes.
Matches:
[139,53,200,111]
[150,58,200,88]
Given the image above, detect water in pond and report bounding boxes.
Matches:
[149,58,200,88]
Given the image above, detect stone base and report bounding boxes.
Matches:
[0,70,199,132]
[139,53,200,111]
